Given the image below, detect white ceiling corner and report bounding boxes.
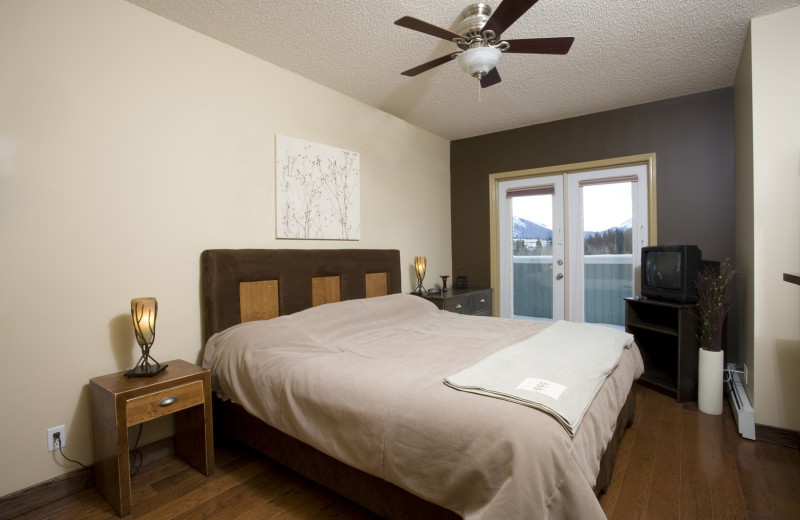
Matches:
[124,0,800,140]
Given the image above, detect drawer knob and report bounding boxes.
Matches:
[158,396,178,407]
[456,304,462,309]
[479,298,485,303]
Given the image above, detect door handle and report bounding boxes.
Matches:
[556,273,564,280]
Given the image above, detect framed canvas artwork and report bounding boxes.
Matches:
[275,135,360,240]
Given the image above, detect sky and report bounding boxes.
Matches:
[512,182,633,232]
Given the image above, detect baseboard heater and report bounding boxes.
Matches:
[726,362,755,440]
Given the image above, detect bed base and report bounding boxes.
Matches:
[213,387,635,519]
[213,395,460,519]
[594,384,636,495]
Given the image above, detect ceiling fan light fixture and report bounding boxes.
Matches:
[395,0,574,88]
[456,46,501,78]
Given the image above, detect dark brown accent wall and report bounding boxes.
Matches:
[450,88,735,290]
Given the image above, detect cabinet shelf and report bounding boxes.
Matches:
[626,321,679,337]
[638,368,676,394]
[625,298,698,402]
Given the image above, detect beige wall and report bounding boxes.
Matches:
[733,29,756,407]
[0,0,451,496]
[734,5,800,431]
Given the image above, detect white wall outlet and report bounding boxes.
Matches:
[47,425,66,452]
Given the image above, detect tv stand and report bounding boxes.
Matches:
[624,297,698,402]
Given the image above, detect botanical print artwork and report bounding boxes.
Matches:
[275,135,360,240]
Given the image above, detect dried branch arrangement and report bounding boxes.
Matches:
[695,259,735,352]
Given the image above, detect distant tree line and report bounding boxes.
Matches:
[513,238,552,256]
[584,228,632,255]
[513,230,631,256]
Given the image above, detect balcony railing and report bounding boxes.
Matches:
[513,254,633,326]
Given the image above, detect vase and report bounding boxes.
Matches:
[697,348,724,415]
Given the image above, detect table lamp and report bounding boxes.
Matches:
[414,256,427,294]
[126,297,168,377]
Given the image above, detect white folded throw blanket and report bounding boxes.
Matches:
[444,320,633,436]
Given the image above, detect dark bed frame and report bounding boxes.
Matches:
[200,248,635,519]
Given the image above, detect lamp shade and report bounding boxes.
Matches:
[414,256,427,281]
[127,297,167,377]
[413,256,427,295]
[456,46,501,78]
[131,297,157,347]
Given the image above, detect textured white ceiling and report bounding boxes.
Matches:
[124,0,800,140]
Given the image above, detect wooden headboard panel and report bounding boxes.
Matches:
[200,249,401,344]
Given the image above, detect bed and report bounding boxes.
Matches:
[200,248,643,519]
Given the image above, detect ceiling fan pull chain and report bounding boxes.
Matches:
[477,77,482,102]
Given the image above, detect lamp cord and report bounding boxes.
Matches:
[54,436,90,470]
[129,423,144,477]
[53,424,144,477]
[723,367,746,384]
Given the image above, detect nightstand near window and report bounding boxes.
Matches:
[416,288,493,316]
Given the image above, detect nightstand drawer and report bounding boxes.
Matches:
[471,290,492,314]
[126,380,204,426]
[416,288,493,316]
[444,294,472,314]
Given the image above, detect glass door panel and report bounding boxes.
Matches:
[511,193,554,320]
[567,165,648,326]
[498,175,564,321]
[581,182,634,326]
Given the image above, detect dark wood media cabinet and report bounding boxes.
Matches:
[624,297,699,402]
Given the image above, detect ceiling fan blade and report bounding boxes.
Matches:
[482,0,540,38]
[401,53,458,77]
[394,16,465,42]
[480,67,502,88]
[504,37,575,55]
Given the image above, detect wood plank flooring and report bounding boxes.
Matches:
[11,384,800,519]
[600,385,800,520]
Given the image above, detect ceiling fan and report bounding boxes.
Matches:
[395,0,574,88]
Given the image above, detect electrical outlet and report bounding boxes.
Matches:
[47,425,65,452]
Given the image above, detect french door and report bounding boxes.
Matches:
[498,175,565,320]
[491,156,655,326]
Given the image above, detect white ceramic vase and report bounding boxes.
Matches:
[698,348,724,415]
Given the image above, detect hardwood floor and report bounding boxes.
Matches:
[600,385,800,520]
[11,384,800,519]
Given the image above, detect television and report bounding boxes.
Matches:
[641,245,702,303]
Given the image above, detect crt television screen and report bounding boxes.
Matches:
[645,251,682,289]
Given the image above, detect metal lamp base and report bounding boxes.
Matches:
[125,350,168,378]
[125,362,168,378]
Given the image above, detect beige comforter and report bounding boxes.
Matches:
[202,294,644,519]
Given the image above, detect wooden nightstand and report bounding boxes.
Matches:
[89,359,214,516]
[416,288,493,316]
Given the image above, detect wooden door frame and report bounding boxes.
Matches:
[488,153,658,317]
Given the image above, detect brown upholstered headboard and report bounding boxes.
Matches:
[200,249,402,344]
